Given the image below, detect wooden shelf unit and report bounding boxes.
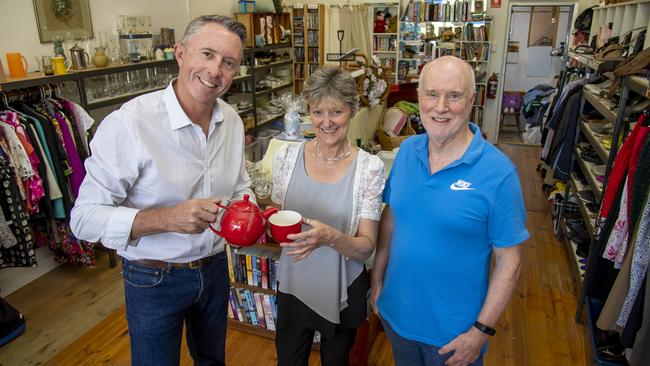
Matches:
[291,4,325,94]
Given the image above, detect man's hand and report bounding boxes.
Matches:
[438,327,488,366]
[164,198,221,234]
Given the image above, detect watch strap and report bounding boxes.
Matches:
[473,321,496,336]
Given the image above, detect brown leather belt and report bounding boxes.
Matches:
[130,255,215,270]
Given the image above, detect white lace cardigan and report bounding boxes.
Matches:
[271,142,386,236]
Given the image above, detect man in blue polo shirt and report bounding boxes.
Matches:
[371,56,528,366]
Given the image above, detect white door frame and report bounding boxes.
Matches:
[495,1,579,143]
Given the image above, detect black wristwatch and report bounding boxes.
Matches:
[473,321,496,336]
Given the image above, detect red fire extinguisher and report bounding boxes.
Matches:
[487,73,498,99]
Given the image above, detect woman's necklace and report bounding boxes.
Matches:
[312,137,352,167]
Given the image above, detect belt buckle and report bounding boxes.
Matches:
[188,260,200,269]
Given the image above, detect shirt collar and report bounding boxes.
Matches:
[163,79,225,131]
[415,122,485,167]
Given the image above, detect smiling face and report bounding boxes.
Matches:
[418,57,475,145]
[174,22,242,112]
[309,97,353,147]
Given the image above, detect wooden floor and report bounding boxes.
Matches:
[0,143,593,366]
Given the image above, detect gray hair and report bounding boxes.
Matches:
[419,56,476,95]
[302,67,360,115]
[180,15,246,47]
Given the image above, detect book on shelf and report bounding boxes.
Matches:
[306,12,319,28]
[263,294,276,330]
[403,0,471,22]
[254,293,267,328]
[228,288,279,331]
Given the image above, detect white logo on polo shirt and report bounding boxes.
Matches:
[450,179,475,191]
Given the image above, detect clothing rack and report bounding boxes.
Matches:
[0,85,111,268]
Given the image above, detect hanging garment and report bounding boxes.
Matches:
[0,150,36,268]
[630,266,650,366]
[617,192,650,327]
[0,209,17,249]
[600,114,649,221]
[603,178,630,268]
[596,226,637,331]
[629,135,650,240]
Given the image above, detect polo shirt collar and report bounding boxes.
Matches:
[415,122,485,168]
[163,79,225,131]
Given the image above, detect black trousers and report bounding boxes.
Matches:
[275,326,357,366]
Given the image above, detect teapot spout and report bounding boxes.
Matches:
[261,206,279,220]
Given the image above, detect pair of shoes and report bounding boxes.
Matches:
[591,165,606,176]
[579,147,604,164]
[586,201,600,213]
[597,344,626,362]
[578,189,596,203]
[576,244,589,258]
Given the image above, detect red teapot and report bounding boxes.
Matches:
[209,194,278,247]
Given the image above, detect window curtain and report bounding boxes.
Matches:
[325,5,371,67]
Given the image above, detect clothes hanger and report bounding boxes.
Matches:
[0,92,8,110]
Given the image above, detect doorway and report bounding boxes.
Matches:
[497,4,575,145]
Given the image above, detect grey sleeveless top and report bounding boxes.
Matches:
[277,144,364,324]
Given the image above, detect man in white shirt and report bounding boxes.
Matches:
[70,15,252,366]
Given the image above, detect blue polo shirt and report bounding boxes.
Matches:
[377,123,529,347]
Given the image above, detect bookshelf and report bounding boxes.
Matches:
[371,3,400,84]
[226,242,281,334]
[398,0,491,126]
[291,4,325,94]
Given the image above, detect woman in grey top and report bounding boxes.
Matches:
[271,67,386,366]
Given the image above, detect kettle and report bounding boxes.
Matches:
[209,194,278,247]
[69,43,90,70]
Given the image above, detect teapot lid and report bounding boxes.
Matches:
[228,194,258,213]
[70,43,84,52]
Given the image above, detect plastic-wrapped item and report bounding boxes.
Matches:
[272,94,304,137]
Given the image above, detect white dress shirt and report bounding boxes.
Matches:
[70,81,253,262]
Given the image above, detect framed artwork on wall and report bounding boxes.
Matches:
[32,0,93,42]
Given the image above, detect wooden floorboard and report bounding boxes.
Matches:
[1,144,593,366]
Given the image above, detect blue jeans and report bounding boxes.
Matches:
[382,319,484,366]
[122,252,229,366]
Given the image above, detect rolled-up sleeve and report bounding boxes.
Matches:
[70,111,142,250]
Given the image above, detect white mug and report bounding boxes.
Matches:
[239,65,248,76]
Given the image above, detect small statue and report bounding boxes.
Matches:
[53,37,65,57]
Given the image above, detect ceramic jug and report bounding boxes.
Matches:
[92,47,109,68]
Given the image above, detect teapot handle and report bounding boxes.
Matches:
[209,202,228,235]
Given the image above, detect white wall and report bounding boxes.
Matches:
[504,9,569,93]
[188,0,239,19]
[0,0,242,74]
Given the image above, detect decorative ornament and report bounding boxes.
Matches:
[360,55,388,106]
[51,0,75,26]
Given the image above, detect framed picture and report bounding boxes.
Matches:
[32,0,93,42]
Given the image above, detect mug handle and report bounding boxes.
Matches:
[20,55,28,73]
[64,59,72,72]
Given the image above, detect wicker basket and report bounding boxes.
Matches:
[376,107,416,150]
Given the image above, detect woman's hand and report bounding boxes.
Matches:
[280,217,343,261]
